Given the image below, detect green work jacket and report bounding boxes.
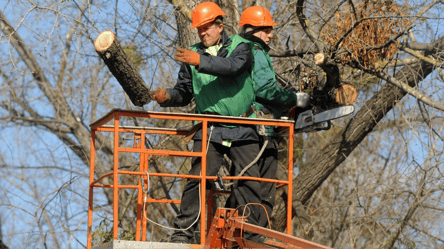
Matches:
[189,35,256,117]
[244,35,297,136]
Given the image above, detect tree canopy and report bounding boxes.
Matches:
[1,0,443,248]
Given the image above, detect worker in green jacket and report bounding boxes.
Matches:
[238,6,310,231]
[150,2,265,244]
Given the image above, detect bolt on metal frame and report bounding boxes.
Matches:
[86,109,295,248]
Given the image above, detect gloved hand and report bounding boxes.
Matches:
[295,92,310,108]
[174,48,200,66]
[149,88,171,104]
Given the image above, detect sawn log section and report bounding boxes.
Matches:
[94,30,151,107]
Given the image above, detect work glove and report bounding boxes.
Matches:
[295,92,310,108]
[149,88,171,104]
[174,48,200,66]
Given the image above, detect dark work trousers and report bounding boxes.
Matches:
[257,136,278,229]
[171,139,262,242]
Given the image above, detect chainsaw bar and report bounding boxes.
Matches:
[295,105,355,130]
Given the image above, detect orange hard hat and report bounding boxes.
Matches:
[190,2,226,29]
[238,6,277,27]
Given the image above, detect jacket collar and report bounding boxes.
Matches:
[220,30,231,46]
[240,33,270,52]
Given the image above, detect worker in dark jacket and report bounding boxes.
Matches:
[149,1,264,244]
[238,6,310,230]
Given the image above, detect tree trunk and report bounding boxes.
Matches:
[273,35,444,232]
[169,0,199,48]
[94,30,151,107]
[0,216,8,249]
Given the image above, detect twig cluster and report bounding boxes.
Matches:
[322,1,411,69]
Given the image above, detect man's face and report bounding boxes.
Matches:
[253,27,273,45]
[197,22,223,47]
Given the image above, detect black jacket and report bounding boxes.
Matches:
[161,31,253,107]
[161,31,259,143]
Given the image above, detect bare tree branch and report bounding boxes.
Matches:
[370,69,444,111]
[296,0,326,51]
[274,34,444,233]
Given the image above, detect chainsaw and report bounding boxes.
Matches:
[293,105,354,133]
[275,104,354,135]
[289,78,358,133]
[276,85,356,134]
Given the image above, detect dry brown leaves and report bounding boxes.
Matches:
[321,1,411,69]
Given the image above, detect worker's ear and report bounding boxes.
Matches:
[216,23,223,33]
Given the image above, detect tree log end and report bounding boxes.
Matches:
[94,30,115,52]
[335,83,358,105]
[315,53,325,65]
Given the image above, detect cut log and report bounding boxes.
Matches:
[314,53,325,65]
[94,30,151,107]
[314,53,340,90]
[313,53,358,106]
[335,83,358,105]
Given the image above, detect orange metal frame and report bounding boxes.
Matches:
[86,109,295,248]
[205,208,332,249]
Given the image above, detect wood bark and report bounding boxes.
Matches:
[0,217,7,249]
[311,53,358,107]
[94,30,151,107]
[272,35,444,232]
[168,0,199,48]
[312,53,342,107]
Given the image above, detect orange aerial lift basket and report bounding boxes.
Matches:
[86,109,331,249]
